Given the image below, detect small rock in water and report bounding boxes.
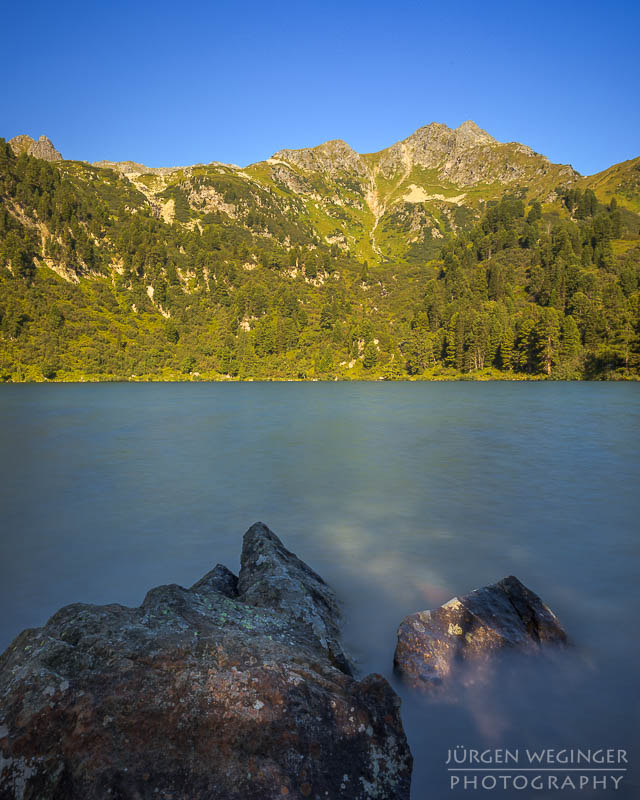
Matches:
[394,575,567,691]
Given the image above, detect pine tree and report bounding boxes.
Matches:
[533,308,561,376]
[560,315,581,361]
[499,328,514,371]
[363,341,378,369]
[515,317,536,373]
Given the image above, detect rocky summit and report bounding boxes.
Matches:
[8,135,61,162]
[0,522,412,800]
[394,575,567,692]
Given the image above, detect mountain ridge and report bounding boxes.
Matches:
[0,122,638,382]
[11,122,635,185]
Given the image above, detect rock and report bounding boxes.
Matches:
[0,522,412,799]
[238,521,351,674]
[394,575,567,692]
[190,562,239,597]
[268,163,316,195]
[273,139,368,177]
[8,134,62,161]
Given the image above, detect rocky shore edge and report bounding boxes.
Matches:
[0,523,569,799]
[0,523,412,800]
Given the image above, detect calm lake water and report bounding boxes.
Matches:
[1,382,639,799]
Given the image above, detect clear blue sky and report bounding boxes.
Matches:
[3,0,639,175]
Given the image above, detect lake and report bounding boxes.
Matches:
[1,382,639,798]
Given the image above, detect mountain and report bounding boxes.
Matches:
[265,121,580,264]
[90,121,581,266]
[0,123,638,381]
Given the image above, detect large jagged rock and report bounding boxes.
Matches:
[0,523,412,800]
[238,522,352,675]
[394,575,567,692]
[8,135,62,161]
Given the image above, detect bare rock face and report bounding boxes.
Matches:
[273,139,368,177]
[8,134,62,161]
[394,575,567,692]
[379,121,497,178]
[268,163,316,195]
[0,522,412,800]
[271,121,579,192]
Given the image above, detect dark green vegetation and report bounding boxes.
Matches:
[1,125,639,381]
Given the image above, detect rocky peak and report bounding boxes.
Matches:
[238,521,351,672]
[273,138,367,176]
[405,121,495,163]
[372,121,495,180]
[455,120,497,147]
[370,120,574,188]
[7,134,34,156]
[8,134,62,161]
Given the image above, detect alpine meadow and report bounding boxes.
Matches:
[1,121,639,383]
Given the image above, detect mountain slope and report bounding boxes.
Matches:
[0,124,638,382]
[582,156,640,213]
[91,121,582,266]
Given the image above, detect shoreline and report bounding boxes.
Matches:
[2,372,639,384]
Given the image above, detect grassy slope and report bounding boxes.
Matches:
[582,156,640,213]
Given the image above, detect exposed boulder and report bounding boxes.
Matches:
[394,575,567,692]
[0,522,412,800]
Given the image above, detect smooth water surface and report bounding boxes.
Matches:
[1,383,639,798]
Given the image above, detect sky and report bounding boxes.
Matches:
[2,0,639,176]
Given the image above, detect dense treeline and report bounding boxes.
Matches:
[0,139,638,381]
[403,192,640,378]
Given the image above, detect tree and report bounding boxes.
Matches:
[405,328,433,374]
[363,341,378,369]
[533,308,561,375]
[383,354,404,380]
[181,355,196,374]
[165,323,180,343]
[499,327,514,371]
[527,201,542,223]
[467,312,490,370]
[319,304,335,330]
[560,315,581,361]
[1,230,35,282]
[610,312,637,372]
[445,312,465,370]
[515,317,536,373]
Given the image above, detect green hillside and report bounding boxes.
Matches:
[581,156,640,213]
[1,123,639,381]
